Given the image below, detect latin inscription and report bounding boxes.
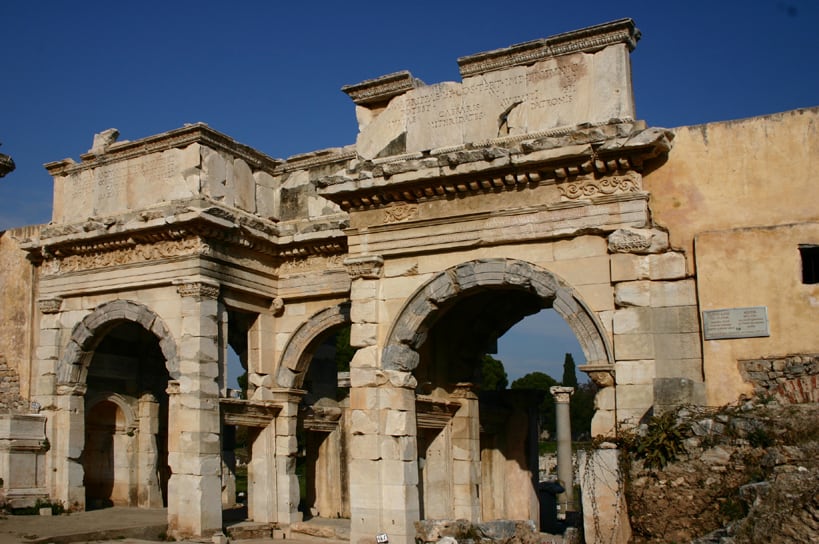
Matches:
[403,55,585,144]
[65,154,179,217]
[703,306,770,340]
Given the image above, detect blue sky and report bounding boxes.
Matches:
[2,1,817,384]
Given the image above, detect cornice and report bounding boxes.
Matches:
[44,123,281,177]
[23,201,348,270]
[458,18,640,78]
[342,70,425,106]
[318,124,672,211]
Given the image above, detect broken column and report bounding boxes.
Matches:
[550,386,574,516]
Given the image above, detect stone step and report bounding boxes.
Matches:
[225,521,277,540]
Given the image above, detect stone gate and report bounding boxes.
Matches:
[1,17,818,544]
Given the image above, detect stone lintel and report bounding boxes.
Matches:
[342,71,424,107]
[219,398,281,427]
[457,18,640,78]
[416,396,461,429]
[45,123,281,177]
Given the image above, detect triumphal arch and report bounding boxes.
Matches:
[2,17,818,543]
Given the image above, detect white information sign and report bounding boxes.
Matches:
[702,306,770,340]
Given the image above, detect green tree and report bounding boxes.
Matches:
[480,354,508,391]
[511,371,559,435]
[561,352,579,388]
[334,326,355,372]
[570,381,598,440]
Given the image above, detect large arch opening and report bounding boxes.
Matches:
[55,300,178,512]
[279,304,354,520]
[83,320,170,510]
[383,259,611,527]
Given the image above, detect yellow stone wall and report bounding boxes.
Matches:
[644,107,819,405]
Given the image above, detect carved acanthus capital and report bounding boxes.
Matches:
[38,298,63,314]
[550,386,575,404]
[344,255,384,280]
[174,279,220,299]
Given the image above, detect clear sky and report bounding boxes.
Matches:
[2,0,816,384]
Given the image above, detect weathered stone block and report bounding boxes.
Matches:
[654,358,703,381]
[615,384,654,411]
[350,409,379,434]
[610,254,649,282]
[612,307,652,334]
[650,280,696,307]
[350,299,378,324]
[649,252,686,280]
[381,460,418,485]
[594,386,616,410]
[614,360,655,385]
[614,333,654,360]
[350,434,380,460]
[654,377,706,407]
[553,235,608,260]
[654,332,702,360]
[614,281,650,307]
[384,410,414,437]
[350,323,377,347]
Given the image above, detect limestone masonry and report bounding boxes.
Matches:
[0,18,816,544]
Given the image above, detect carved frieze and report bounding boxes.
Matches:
[383,204,419,224]
[556,174,640,200]
[279,254,344,275]
[40,236,212,275]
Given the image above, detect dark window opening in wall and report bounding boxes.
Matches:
[799,245,819,284]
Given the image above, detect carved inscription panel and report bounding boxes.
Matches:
[55,146,199,224]
[358,44,634,159]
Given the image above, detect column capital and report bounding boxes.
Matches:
[38,297,63,314]
[343,255,384,280]
[550,386,575,403]
[56,383,87,396]
[174,278,220,299]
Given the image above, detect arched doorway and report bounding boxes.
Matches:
[382,259,612,524]
[55,300,178,511]
[83,321,170,509]
[278,304,353,520]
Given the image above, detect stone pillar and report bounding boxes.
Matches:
[350,368,419,544]
[550,386,574,515]
[53,384,86,510]
[344,255,421,544]
[451,383,480,521]
[137,393,163,508]
[270,388,304,525]
[247,421,277,523]
[578,446,631,544]
[33,300,63,504]
[166,280,222,539]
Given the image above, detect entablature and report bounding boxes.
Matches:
[318,123,672,212]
